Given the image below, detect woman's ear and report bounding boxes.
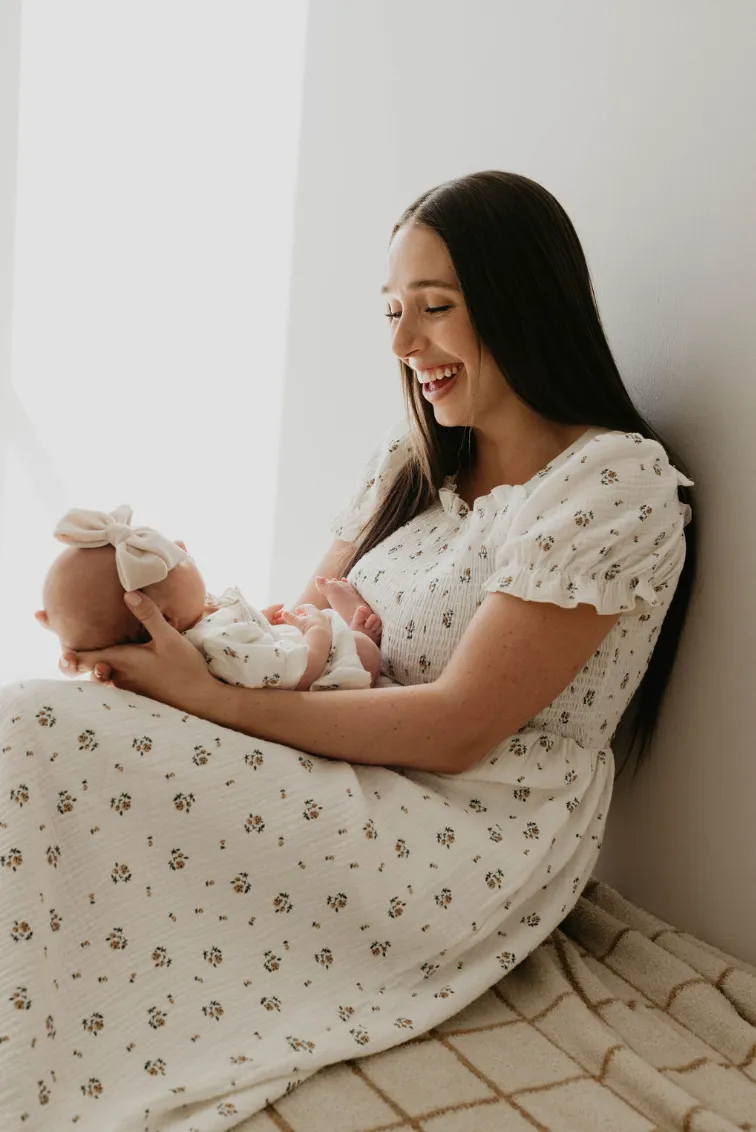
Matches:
[34,609,49,629]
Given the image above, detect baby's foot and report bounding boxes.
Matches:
[351,605,382,646]
[315,576,365,625]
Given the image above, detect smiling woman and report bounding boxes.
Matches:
[0,169,696,1130]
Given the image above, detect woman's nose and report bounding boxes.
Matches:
[390,316,426,361]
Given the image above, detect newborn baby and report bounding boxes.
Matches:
[35,506,382,691]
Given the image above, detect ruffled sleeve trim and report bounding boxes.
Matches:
[329,421,412,543]
[483,562,664,615]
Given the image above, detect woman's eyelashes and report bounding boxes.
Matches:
[384,306,452,321]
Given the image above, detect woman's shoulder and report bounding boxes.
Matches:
[551,427,694,492]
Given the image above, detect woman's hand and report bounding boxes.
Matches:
[59,591,219,716]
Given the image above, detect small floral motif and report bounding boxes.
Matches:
[488,824,503,843]
[273,893,293,914]
[369,940,391,959]
[147,1006,167,1029]
[639,504,653,522]
[263,950,281,972]
[10,783,30,807]
[81,1077,103,1098]
[420,960,439,980]
[244,813,265,834]
[244,750,265,769]
[509,737,528,757]
[231,872,251,894]
[173,792,195,814]
[0,847,23,871]
[574,509,594,527]
[497,950,517,971]
[260,996,282,1012]
[388,896,406,918]
[513,786,531,802]
[192,745,212,766]
[314,947,333,969]
[110,792,132,816]
[535,533,555,552]
[350,1026,370,1045]
[337,1005,355,1021]
[202,1000,224,1021]
[78,729,98,751]
[168,849,188,871]
[485,869,505,889]
[566,797,581,813]
[327,892,348,912]
[521,913,541,927]
[144,1058,166,1076]
[36,706,56,728]
[286,1035,315,1054]
[523,822,540,840]
[217,1102,238,1117]
[132,735,153,756]
[394,1017,415,1029]
[56,789,76,814]
[204,946,223,967]
[151,945,172,968]
[600,468,618,485]
[46,844,61,867]
[46,1015,56,1038]
[111,862,132,883]
[11,919,33,942]
[435,888,452,909]
[468,799,487,813]
[303,799,322,821]
[10,986,31,1010]
[49,909,62,932]
[363,818,377,839]
[106,927,128,950]
[82,1012,104,1036]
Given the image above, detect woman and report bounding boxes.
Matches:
[1,171,695,1130]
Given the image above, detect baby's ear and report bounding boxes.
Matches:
[34,609,49,629]
[175,540,187,552]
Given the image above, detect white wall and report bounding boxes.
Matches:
[270,1,756,961]
[0,1,21,517]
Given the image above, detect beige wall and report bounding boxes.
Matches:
[270,1,756,960]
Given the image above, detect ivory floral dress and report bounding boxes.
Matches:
[0,424,692,1131]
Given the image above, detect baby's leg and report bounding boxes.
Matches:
[315,577,379,632]
[352,632,381,687]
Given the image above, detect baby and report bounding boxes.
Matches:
[35,506,383,692]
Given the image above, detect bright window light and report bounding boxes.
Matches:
[1,1,308,684]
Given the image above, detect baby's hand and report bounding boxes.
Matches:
[261,603,285,626]
[280,604,330,636]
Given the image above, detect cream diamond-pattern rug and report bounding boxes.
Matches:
[242,881,756,1132]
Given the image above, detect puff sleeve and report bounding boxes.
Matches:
[329,420,412,543]
[484,431,694,615]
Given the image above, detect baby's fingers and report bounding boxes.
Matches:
[59,651,81,677]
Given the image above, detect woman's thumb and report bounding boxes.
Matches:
[124,590,166,636]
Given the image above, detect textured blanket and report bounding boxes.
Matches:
[243,881,756,1131]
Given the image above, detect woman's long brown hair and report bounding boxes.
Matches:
[341,171,696,775]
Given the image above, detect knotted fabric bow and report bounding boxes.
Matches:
[54,505,187,592]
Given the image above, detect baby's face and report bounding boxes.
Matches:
[37,545,207,652]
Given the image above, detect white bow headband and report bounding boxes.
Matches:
[54,505,187,592]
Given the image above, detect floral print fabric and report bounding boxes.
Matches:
[0,424,692,1130]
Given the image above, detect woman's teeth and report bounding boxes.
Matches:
[417,364,461,385]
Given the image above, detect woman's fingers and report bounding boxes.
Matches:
[59,651,80,676]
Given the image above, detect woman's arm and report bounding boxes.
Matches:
[196,592,619,773]
[66,588,618,777]
[292,537,357,609]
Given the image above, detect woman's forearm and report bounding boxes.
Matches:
[196,678,470,775]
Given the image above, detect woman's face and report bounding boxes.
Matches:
[383,223,510,429]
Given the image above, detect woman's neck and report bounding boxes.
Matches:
[459,416,591,501]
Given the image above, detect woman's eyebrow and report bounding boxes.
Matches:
[380,279,460,295]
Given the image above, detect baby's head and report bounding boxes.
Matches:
[36,508,207,653]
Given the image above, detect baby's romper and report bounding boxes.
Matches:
[183,587,372,691]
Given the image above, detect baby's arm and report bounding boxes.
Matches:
[280,605,333,691]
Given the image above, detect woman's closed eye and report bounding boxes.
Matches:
[384,306,452,321]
